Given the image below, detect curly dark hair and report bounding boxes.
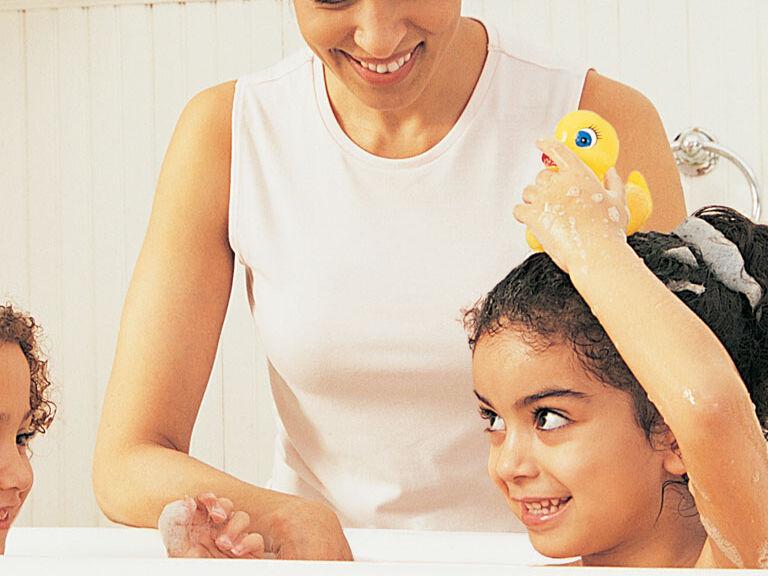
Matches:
[465,206,768,443]
[0,304,56,436]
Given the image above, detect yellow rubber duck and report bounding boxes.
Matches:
[527,110,653,251]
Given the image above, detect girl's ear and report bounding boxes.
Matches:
[660,432,687,476]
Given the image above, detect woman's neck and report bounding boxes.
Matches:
[325,18,488,159]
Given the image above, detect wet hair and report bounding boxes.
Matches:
[0,304,56,436]
[465,206,768,442]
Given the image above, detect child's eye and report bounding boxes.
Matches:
[479,407,506,432]
[534,409,570,431]
[16,431,35,447]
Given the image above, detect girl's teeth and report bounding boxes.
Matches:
[524,497,570,515]
[0,511,8,521]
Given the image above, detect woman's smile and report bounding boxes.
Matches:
[340,43,422,87]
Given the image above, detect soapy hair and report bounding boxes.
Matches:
[465,206,768,441]
[0,304,56,435]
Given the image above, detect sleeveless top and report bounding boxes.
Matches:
[229,23,586,531]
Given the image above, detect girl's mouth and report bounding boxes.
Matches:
[343,43,422,87]
[518,496,572,529]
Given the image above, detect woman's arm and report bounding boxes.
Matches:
[92,82,352,561]
[580,70,687,232]
[515,139,768,569]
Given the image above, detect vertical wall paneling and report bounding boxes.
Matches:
[25,8,64,526]
[151,3,185,180]
[685,0,730,213]
[548,0,588,72]
[758,0,768,219]
[280,0,305,59]
[57,6,99,527]
[718,0,762,219]
[461,0,485,20]
[0,11,29,306]
[646,0,689,141]
[120,4,155,275]
[489,0,551,48]
[88,5,126,449]
[582,0,620,80]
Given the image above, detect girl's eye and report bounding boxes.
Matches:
[16,432,35,447]
[479,408,506,432]
[534,409,570,431]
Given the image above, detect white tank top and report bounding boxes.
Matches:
[229,23,586,531]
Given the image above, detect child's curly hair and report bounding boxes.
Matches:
[0,304,55,435]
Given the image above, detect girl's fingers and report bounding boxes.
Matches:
[521,184,539,204]
[535,168,555,186]
[603,167,626,201]
[196,493,229,523]
[231,532,266,559]
[513,203,531,224]
[536,137,579,172]
[216,510,251,552]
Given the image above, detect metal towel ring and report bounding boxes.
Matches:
[671,127,762,221]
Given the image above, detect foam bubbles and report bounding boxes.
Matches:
[591,193,603,203]
[699,515,744,568]
[608,207,620,223]
[566,186,581,197]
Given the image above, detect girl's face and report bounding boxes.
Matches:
[472,333,675,564]
[293,0,463,111]
[0,342,34,554]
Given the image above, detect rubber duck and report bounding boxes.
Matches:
[527,110,653,251]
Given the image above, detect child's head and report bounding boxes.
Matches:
[465,206,767,560]
[0,304,55,553]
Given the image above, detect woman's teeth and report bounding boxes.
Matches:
[524,497,571,515]
[358,50,412,74]
[0,510,8,521]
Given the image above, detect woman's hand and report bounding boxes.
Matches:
[514,138,629,274]
[259,497,354,561]
[159,493,264,559]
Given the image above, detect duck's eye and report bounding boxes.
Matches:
[574,128,597,149]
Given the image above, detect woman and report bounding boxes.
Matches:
[93,0,686,561]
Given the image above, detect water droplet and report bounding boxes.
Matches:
[683,389,697,406]
[608,207,620,223]
[591,193,603,203]
[566,186,580,197]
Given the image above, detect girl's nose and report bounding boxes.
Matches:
[494,429,539,482]
[0,445,33,493]
[353,1,408,59]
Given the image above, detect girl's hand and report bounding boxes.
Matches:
[514,138,629,274]
[158,493,264,559]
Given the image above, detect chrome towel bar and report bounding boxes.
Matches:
[671,127,762,221]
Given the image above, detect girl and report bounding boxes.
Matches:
[0,305,55,555]
[467,138,768,568]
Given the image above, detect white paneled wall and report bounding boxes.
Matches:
[1,0,767,528]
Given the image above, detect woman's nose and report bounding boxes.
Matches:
[353,1,408,59]
[494,429,539,482]
[0,445,33,493]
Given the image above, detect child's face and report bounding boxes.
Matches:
[472,332,671,563]
[0,342,34,554]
